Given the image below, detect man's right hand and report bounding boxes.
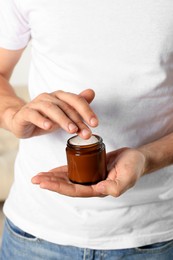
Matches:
[0,48,98,139]
[4,88,98,139]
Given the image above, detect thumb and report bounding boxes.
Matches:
[79,89,95,104]
[95,179,123,197]
[95,168,128,197]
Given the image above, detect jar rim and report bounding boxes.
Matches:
[67,134,102,149]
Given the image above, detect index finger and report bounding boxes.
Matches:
[53,90,98,127]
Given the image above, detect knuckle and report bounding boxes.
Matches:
[37,92,50,100]
[66,107,76,117]
[112,189,121,197]
[110,181,122,197]
[22,106,32,116]
[41,101,54,109]
[76,95,85,103]
[53,90,64,97]
[63,103,74,113]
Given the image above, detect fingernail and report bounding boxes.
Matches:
[90,117,98,127]
[82,129,91,138]
[68,123,78,132]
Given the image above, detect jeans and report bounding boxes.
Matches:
[1,218,173,260]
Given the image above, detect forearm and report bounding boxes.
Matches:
[138,133,173,175]
[0,74,25,131]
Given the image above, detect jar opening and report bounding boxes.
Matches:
[67,134,102,149]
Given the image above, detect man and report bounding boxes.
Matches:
[0,0,173,259]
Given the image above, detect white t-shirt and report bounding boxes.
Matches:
[1,0,173,249]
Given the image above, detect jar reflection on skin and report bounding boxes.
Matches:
[66,134,107,185]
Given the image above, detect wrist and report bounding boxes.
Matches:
[136,132,173,175]
[137,146,150,175]
[0,97,25,132]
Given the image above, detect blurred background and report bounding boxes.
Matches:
[0,44,31,241]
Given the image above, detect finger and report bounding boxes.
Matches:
[94,179,124,197]
[94,165,125,197]
[32,176,58,184]
[32,168,106,197]
[79,89,95,104]
[32,172,103,197]
[31,168,69,184]
[49,165,68,173]
[39,181,103,197]
[15,107,53,131]
[32,172,69,184]
[95,160,135,197]
[53,99,92,139]
[31,99,92,138]
[37,90,95,105]
[54,90,98,127]
[29,101,79,134]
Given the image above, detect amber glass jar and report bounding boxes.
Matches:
[66,134,107,185]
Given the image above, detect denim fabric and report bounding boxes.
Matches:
[1,218,173,260]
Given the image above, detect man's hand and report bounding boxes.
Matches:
[31,148,146,197]
[4,89,98,139]
[0,49,98,139]
[95,148,146,197]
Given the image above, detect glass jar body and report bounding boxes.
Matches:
[66,135,107,185]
